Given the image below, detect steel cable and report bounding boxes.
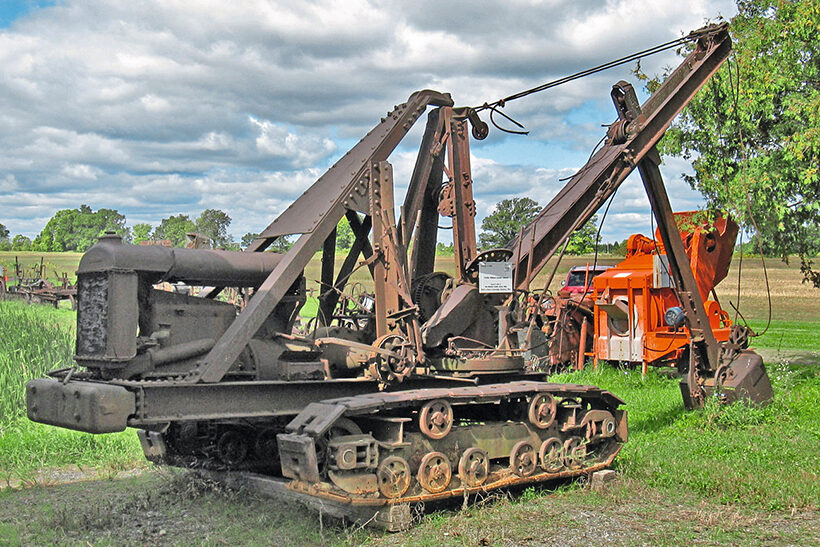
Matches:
[474,33,697,114]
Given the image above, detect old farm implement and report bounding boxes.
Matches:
[0,257,77,309]
[26,23,771,529]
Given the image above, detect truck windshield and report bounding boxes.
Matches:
[567,269,605,287]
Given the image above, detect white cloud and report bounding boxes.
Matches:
[250,117,336,167]
[60,164,100,180]
[0,0,736,241]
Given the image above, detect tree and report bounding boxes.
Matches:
[11,235,32,251]
[565,214,600,255]
[608,239,629,257]
[241,232,260,249]
[33,205,128,252]
[132,223,152,244]
[652,0,820,286]
[268,235,293,253]
[479,197,541,249]
[195,209,233,248]
[335,217,355,251]
[0,223,9,250]
[436,242,454,255]
[153,214,195,247]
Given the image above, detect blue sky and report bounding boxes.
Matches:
[0,1,54,28]
[0,0,738,244]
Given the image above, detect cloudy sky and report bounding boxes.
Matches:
[0,0,737,244]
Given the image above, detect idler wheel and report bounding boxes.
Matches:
[538,437,565,473]
[528,393,557,429]
[418,451,452,493]
[316,418,363,475]
[216,430,249,466]
[419,399,453,440]
[510,441,537,477]
[600,416,616,438]
[458,447,489,487]
[563,437,587,468]
[377,456,411,499]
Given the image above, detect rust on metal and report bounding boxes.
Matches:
[21,22,773,528]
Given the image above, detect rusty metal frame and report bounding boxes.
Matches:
[447,115,478,280]
[193,90,453,383]
[507,24,731,289]
[318,212,374,325]
[637,151,719,406]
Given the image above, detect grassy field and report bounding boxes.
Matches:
[2,247,811,320]
[0,302,143,482]
[0,252,83,284]
[0,251,817,544]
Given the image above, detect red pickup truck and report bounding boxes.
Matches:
[559,265,611,296]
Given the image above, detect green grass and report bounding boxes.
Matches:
[0,300,817,542]
[0,251,83,284]
[746,319,818,353]
[0,301,75,424]
[0,301,142,478]
[551,363,820,511]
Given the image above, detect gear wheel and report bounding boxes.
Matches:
[368,334,414,384]
[411,272,452,322]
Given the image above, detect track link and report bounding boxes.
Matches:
[277,381,626,505]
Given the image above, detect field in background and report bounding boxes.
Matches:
[2,249,814,321]
[0,252,83,283]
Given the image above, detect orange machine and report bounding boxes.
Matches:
[592,212,738,371]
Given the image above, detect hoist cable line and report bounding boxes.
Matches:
[474,31,702,115]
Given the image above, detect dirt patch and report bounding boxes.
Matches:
[1,466,146,490]
[757,347,820,367]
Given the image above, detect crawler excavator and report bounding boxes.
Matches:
[25,23,771,529]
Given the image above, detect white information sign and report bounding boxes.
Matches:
[478,261,514,293]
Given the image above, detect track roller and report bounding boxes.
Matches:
[528,393,557,429]
[564,437,586,468]
[510,440,538,477]
[417,452,452,493]
[377,456,411,498]
[217,430,249,466]
[539,437,564,473]
[458,447,489,487]
[418,399,453,439]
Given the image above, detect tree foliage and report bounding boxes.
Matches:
[436,242,454,255]
[195,209,233,248]
[268,235,293,253]
[241,232,259,249]
[565,214,600,255]
[479,197,541,249]
[0,223,8,251]
[335,217,355,251]
[153,214,195,247]
[33,205,128,252]
[11,235,32,251]
[655,0,820,285]
[131,223,152,244]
